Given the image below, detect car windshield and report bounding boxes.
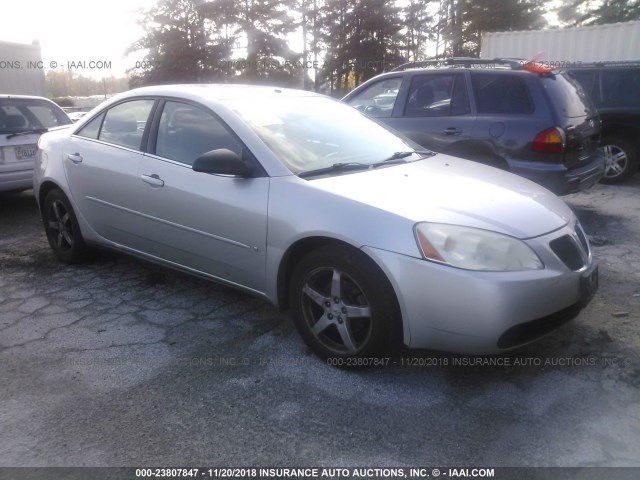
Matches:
[227,95,421,175]
[0,98,71,135]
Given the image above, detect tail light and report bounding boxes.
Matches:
[533,127,565,154]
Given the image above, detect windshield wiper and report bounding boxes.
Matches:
[299,162,373,178]
[6,128,48,140]
[376,150,435,164]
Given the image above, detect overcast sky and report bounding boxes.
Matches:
[1,0,156,77]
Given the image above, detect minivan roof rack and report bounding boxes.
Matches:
[390,57,525,72]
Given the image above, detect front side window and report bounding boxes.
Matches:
[155,101,242,166]
[472,73,533,114]
[0,99,71,134]
[346,77,402,118]
[96,99,154,151]
[405,73,470,117]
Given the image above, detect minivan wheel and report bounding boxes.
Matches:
[43,189,91,264]
[290,245,401,365]
[600,136,638,184]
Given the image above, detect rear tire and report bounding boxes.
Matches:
[289,245,402,367]
[42,189,91,264]
[599,135,638,184]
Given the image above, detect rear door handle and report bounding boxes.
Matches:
[68,153,83,163]
[141,173,164,187]
[443,127,462,135]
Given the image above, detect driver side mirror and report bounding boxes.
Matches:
[192,149,253,177]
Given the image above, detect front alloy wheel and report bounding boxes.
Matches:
[290,246,401,364]
[301,267,372,355]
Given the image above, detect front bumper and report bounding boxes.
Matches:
[363,224,597,354]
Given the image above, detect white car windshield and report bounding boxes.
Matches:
[227,95,422,175]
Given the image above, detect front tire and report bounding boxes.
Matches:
[289,245,401,364]
[599,136,638,184]
[42,189,91,264]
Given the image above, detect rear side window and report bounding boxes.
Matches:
[542,73,591,118]
[601,70,640,107]
[404,73,470,117]
[97,100,154,151]
[0,98,71,134]
[472,73,533,114]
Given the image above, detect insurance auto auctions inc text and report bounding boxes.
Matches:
[218,468,495,478]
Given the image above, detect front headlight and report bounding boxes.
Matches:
[414,223,543,271]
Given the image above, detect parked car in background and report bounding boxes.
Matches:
[33,85,598,364]
[567,63,640,184]
[342,58,605,196]
[1,95,71,192]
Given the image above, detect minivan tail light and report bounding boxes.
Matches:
[533,127,565,154]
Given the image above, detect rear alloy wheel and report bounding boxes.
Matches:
[600,136,638,184]
[290,246,400,365]
[43,189,91,264]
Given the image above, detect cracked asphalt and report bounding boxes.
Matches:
[1,179,639,468]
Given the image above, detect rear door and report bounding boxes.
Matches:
[64,98,156,248]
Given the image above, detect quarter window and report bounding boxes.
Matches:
[472,73,533,114]
[155,101,242,166]
[76,112,105,140]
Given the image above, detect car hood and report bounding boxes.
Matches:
[308,154,573,239]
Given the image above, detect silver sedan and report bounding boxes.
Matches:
[33,85,599,363]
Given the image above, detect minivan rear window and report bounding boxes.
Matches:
[543,73,591,118]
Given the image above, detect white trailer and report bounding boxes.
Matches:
[481,20,640,64]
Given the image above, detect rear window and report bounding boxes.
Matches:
[0,98,71,134]
[542,73,591,118]
[471,73,533,114]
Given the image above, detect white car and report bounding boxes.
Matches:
[33,85,599,364]
[1,95,71,192]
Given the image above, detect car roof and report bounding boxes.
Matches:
[119,84,322,103]
[0,94,57,101]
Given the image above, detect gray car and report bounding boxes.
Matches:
[33,85,598,364]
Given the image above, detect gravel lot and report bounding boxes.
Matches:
[1,179,639,468]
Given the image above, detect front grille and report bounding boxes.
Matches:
[550,234,586,271]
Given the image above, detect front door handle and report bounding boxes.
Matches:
[443,127,462,136]
[68,153,83,163]
[141,173,164,187]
